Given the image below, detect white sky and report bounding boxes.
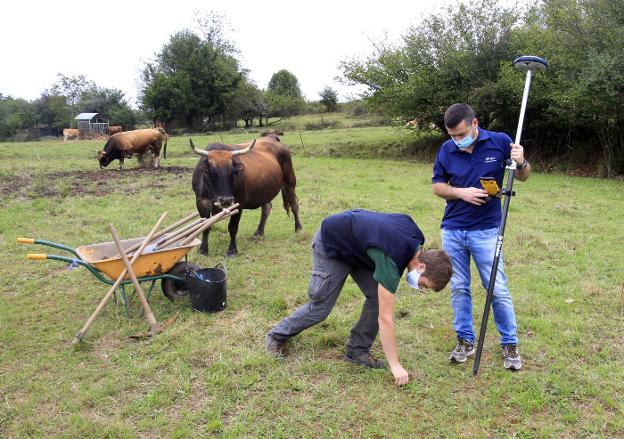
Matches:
[1,0,455,106]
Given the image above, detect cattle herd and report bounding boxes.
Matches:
[65,125,302,257]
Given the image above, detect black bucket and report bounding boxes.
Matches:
[187,265,227,313]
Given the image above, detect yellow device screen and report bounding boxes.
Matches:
[480,177,500,196]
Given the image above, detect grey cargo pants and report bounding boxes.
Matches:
[268,230,379,355]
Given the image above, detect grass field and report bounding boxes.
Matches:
[1,130,623,438]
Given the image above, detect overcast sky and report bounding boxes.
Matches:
[1,0,456,106]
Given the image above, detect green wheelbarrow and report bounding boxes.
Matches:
[17,236,201,316]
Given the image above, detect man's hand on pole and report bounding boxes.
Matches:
[510,142,531,181]
[510,143,525,165]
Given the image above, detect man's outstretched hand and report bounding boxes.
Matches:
[390,363,410,386]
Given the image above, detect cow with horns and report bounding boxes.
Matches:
[190,135,302,257]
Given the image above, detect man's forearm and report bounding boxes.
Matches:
[378,316,400,367]
[432,182,460,200]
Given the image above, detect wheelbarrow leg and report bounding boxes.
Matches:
[119,284,130,318]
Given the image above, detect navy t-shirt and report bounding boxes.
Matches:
[432,129,512,230]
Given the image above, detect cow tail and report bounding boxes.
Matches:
[163,136,167,160]
[280,153,298,218]
[281,189,291,217]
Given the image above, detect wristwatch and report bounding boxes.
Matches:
[517,159,528,170]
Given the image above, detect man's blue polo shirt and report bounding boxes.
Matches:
[432,128,512,230]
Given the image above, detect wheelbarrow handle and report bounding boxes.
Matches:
[26,253,48,260]
[16,238,79,257]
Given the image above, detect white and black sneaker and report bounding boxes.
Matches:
[502,344,522,370]
[449,339,475,363]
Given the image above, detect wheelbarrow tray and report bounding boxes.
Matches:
[75,236,201,281]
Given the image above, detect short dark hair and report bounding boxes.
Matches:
[444,103,475,129]
[419,249,453,292]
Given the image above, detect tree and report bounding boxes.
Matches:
[268,69,302,98]
[0,95,38,139]
[265,69,305,118]
[319,86,338,112]
[48,74,97,124]
[230,79,266,127]
[36,74,138,130]
[140,26,245,130]
[35,93,70,132]
[341,0,517,130]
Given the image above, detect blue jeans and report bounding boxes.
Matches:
[441,227,518,346]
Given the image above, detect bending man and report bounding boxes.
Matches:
[266,209,452,386]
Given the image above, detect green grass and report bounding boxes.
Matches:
[1,132,623,438]
[233,111,391,132]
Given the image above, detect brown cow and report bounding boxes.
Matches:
[190,135,302,256]
[108,125,122,136]
[260,129,284,141]
[63,128,80,142]
[97,128,167,170]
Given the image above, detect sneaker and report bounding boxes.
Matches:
[344,351,387,369]
[502,344,522,370]
[449,339,475,363]
[265,334,286,359]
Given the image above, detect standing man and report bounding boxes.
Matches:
[265,209,453,386]
[432,103,531,370]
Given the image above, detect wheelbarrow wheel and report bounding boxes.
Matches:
[162,261,200,300]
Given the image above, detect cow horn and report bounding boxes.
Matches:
[189,138,210,157]
[231,139,256,157]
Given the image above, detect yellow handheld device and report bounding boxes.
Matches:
[480,177,501,197]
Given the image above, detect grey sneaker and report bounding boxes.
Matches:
[265,334,286,359]
[344,351,387,369]
[502,344,522,370]
[449,339,475,363]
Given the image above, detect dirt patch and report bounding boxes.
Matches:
[0,166,193,201]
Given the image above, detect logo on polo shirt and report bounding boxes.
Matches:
[485,156,497,163]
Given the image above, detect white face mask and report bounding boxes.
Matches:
[406,269,422,290]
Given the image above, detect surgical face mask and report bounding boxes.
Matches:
[453,127,475,149]
[406,269,422,290]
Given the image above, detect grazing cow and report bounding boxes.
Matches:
[405,118,437,130]
[108,125,122,136]
[63,128,80,142]
[97,128,167,170]
[190,134,302,257]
